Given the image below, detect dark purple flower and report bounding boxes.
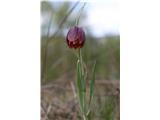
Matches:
[66,26,85,49]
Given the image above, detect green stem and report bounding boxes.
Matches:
[78,48,87,120]
[76,2,86,26]
[83,115,87,120]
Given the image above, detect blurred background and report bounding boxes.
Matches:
[41,1,120,120]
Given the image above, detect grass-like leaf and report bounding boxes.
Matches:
[87,61,96,115]
[76,59,83,113]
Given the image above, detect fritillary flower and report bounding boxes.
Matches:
[66,26,85,49]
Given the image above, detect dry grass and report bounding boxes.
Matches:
[41,80,119,120]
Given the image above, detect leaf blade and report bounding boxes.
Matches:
[76,59,83,113]
[87,61,96,115]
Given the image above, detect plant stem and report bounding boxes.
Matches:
[76,2,86,26]
[78,48,87,120]
[83,115,87,120]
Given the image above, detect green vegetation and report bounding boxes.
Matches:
[41,1,120,120]
[41,35,120,84]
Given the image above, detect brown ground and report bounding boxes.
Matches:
[41,80,119,120]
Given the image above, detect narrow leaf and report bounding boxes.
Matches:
[88,61,96,112]
[76,59,83,113]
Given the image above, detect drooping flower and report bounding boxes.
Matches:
[66,26,85,49]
